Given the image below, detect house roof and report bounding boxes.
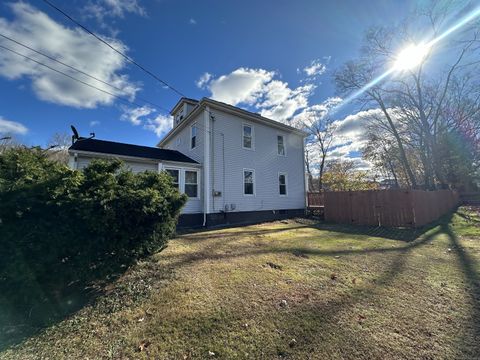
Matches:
[170,97,199,115]
[69,138,198,164]
[159,97,308,147]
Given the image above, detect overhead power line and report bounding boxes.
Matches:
[0,32,169,113]
[40,0,188,98]
[0,43,171,112]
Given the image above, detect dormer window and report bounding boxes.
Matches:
[175,113,184,126]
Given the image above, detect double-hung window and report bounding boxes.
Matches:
[191,124,197,149]
[242,124,253,149]
[166,169,180,190]
[185,170,199,198]
[279,173,287,196]
[243,169,255,195]
[277,135,286,156]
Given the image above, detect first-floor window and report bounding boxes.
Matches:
[185,170,198,198]
[279,173,287,195]
[166,169,179,189]
[244,169,255,195]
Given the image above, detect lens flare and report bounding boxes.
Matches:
[331,5,480,114]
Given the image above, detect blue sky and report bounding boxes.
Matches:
[0,0,419,152]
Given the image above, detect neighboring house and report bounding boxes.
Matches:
[68,97,308,227]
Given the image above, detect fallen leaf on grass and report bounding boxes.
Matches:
[137,340,151,352]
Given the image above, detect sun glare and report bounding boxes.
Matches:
[393,43,430,71]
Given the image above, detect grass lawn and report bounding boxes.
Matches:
[1,207,479,359]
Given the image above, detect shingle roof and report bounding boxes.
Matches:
[69,138,198,164]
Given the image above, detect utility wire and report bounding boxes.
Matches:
[0,44,170,112]
[40,0,187,98]
[0,33,170,113]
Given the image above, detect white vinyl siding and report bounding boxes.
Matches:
[208,109,305,213]
[75,155,157,173]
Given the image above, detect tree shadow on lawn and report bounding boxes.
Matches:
[168,214,480,358]
[443,222,480,358]
[180,218,438,243]
[0,251,144,351]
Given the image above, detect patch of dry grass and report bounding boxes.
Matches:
[1,209,479,359]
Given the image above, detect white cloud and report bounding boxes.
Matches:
[90,120,100,127]
[120,106,172,137]
[189,18,197,25]
[195,72,212,89]
[143,114,172,137]
[0,2,139,108]
[303,59,327,77]
[0,116,28,135]
[84,0,146,21]
[120,105,154,125]
[202,67,318,122]
[208,67,275,106]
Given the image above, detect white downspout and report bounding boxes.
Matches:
[203,105,211,226]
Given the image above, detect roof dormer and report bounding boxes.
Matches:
[171,98,199,128]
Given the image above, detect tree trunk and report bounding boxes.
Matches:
[377,98,418,189]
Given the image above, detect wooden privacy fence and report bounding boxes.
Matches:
[307,192,325,207]
[323,189,459,228]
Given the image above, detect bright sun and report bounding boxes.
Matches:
[394,43,430,71]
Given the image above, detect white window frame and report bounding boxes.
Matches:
[243,168,255,196]
[184,169,200,199]
[164,167,181,190]
[242,123,254,150]
[163,167,200,199]
[190,123,197,150]
[278,172,288,196]
[277,134,286,156]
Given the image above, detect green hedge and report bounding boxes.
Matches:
[0,147,186,329]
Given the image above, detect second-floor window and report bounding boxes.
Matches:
[191,124,197,149]
[277,135,286,156]
[243,124,253,149]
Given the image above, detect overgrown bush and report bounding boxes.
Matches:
[0,147,186,329]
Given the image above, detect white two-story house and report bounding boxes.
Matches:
[68,97,308,227]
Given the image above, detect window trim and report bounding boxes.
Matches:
[163,167,200,200]
[277,134,286,156]
[243,168,256,196]
[190,123,197,150]
[242,123,254,150]
[184,169,200,199]
[278,172,288,197]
